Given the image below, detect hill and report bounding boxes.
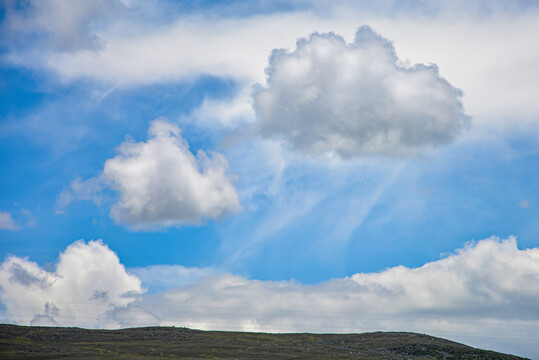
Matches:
[0,324,527,359]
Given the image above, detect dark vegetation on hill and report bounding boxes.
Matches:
[0,324,527,359]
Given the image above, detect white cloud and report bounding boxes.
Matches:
[127,237,539,325]
[56,177,104,210]
[369,12,539,123]
[349,237,539,314]
[1,237,538,357]
[0,211,19,230]
[121,237,539,358]
[0,240,143,328]
[102,118,241,229]
[254,26,468,157]
[3,2,539,129]
[187,86,256,128]
[2,0,122,51]
[519,200,531,209]
[20,209,35,227]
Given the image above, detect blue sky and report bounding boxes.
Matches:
[1,0,539,358]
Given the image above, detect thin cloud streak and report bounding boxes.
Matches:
[0,211,19,230]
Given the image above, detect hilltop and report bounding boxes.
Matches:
[0,324,527,359]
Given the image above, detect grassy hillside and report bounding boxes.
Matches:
[0,324,527,359]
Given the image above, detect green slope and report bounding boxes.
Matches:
[0,324,528,359]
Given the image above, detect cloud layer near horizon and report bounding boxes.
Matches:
[254,26,468,157]
[0,240,142,328]
[1,237,538,343]
[133,237,539,328]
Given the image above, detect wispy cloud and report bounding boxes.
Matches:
[128,265,217,294]
[0,211,19,230]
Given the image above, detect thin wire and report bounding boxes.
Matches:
[4,303,539,328]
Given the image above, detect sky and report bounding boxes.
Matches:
[1,0,539,358]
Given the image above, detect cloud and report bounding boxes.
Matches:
[56,177,104,211]
[122,236,539,358]
[0,211,19,230]
[0,240,143,328]
[519,200,531,209]
[2,0,122,51]
[55,118,241,229]
[253,26,468,157]
[4,2,537,130]
[126,237,539,326]
[1,237,538,357]
[102,118,241,229]
[349,237,539,315]
[187,87,256,128]
[20,209,35,227]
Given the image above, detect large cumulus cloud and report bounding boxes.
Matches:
[59,118,242,229]
[254,26,469,157]
[103,119,241,228]
[0,240,143,328]
[128,237,539,328]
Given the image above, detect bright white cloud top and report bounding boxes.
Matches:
[102,119,241,228]
[0,240,142,328]
[57,119,242,228]
[254,27,468,157]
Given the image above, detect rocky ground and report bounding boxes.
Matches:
[0,324,527,359]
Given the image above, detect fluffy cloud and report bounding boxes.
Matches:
[0,211,18,230]
[102,118,241,228]
[4,2,539,125]
[350,237,539,315]
[0,240,143,328]
[254,26,468,157]
[1,237,538,357]
[120,237,539,358]
[124,237,539,325]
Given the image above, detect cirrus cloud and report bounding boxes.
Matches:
[121,236,539,358]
